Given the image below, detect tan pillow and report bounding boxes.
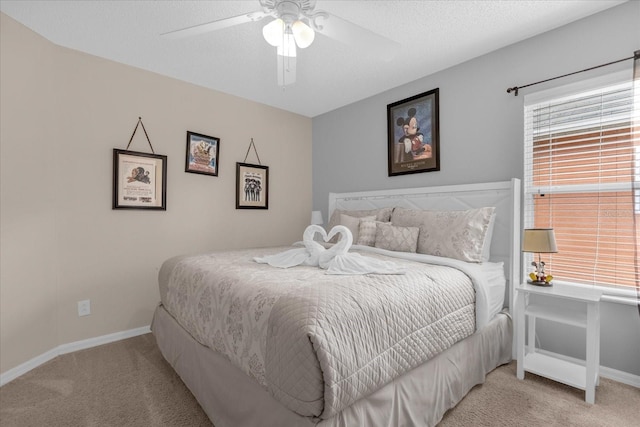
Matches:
[327,208,393,243]
[339,214,375,243]
[327,207,393,231]
[356,220,383,246]
[374,223,419,253]
[391,207,495,262]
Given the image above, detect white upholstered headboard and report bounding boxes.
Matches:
[328,179,521,311]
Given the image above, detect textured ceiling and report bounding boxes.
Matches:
[0,1,627,117]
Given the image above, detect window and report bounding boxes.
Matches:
[524,75,639,290]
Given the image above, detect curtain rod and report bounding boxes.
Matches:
[506,50,639,96]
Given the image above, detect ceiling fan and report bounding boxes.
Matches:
[161,0,399,86]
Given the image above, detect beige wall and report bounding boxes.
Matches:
[0,13,312,374]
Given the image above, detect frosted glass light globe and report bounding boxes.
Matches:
[292,20,314,48]
[263,18,285,46]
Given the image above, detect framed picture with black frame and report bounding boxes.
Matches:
[387,88,440,176]
[236,162,268,209]
[185,131,220,176]
[113,149,167,210]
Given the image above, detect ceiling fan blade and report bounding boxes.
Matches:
[316,13,400,61]
[161,10,269,39]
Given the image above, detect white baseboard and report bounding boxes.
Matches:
[535,349,640,388]
[600,365,640,388]
[4,327,638,390]
[0,325,151,387]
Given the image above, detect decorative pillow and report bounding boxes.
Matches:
[390,207,496,262]
[481,212,497,262]
[339,214,375,243]
[374,223,419,253]
[327,207,393,231]
[356,220,384,246]
[327,207,393,243]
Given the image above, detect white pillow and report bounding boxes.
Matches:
[390,207,496,262]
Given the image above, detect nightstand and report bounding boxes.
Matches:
[515,283,602,404]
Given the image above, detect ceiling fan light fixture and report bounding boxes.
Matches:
[262,18,285,46]
[276,32,297,58]
[291,20,314,48]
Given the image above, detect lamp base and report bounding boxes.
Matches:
[528,279,552,287]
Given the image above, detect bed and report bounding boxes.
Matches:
[151,179,521,427]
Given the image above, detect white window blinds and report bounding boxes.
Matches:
[524,78,639,289]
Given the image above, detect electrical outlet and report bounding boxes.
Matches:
[78,299,91,317]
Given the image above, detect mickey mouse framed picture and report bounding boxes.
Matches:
[387,88,440,176]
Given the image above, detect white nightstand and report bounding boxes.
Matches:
[515,283,602,404]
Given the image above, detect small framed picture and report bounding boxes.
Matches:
[185,131,220,176]
[236,162,268,209]
[387,88,440,176]
[113,149,167,210]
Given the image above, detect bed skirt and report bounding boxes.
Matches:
[151,304,512,427]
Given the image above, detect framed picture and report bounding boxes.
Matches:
[236,162,268,209]
[185,131,220,176]
[113,149,167,210]
[387,88,440,176]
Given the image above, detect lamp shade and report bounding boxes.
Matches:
[311,210,323,225]
[522,228,558,253]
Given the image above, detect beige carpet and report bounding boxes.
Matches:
[0,333,638,426]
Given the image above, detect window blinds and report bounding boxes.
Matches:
[524,80,639,289]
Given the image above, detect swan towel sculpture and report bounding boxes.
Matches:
[254,225,406,275]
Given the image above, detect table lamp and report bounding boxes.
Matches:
[522,228,558,286]
[311,210,323,226]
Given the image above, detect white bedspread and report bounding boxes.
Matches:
[159,245,505,418]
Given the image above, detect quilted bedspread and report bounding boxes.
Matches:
[159,246,476,419]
